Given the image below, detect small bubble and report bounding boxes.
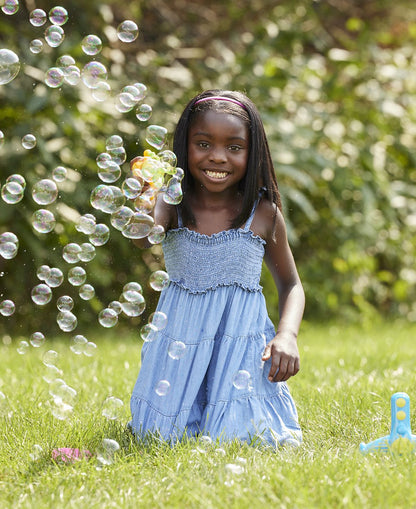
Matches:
[22,134,37,150]
[81,61,108,89]
[56,310,77,332]
[48,6,68,26]
[145,125,167,151]
[32,179,58,205]
[56,295,74,312]
[232,370,251,390]
[110,206,134,231]
[89,223,110,246]
[29,8,47,26]
[52,166,67,182]
[32,209,56,233]
[155,380,170,397]
[149,311,167,331]
[122,212,154,239]
[62,243,81,263]
[140,323,158,342]
[149,270,169,291]
[148,225,166,244]
[101,396,124,420]
[45,67,64,88]
[31,284,52,306]
[79,243,96,262]
[76,214,96,234]
[29,39,43,54]
[1,181,24,204]
[29,444,44,461]
[37,265,51,281]
[70,334,88,354]
[121,178,142,199]
[108,301,122,315]
[64,65,80,86]
[81,34,102,56]
[0,299,15,316]
[79,284,95,300]
[83,341,97,357]
[44,25,65,48]
[116,20,139,43]
[92,81,111,101]
[67,266,86,286]
[98,308,118,328]
[17,340,29,355]
[45,267,64,288]
[136,103,152,121]
[106,135,123,150]
[168,341,186,360]
[97,160,121,183]
[1,0,19,16]
[97,439,119,465]
[30,332,45,347]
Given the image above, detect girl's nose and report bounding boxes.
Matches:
[209,146,227,163]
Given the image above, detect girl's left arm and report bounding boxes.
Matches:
[261,204,305,383]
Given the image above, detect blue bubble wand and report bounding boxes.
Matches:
[360,392,416,455]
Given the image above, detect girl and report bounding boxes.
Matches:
[130,90,305,447]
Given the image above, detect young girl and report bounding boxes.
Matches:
[129,90,305,447]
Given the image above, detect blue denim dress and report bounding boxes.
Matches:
[130,199,301,447]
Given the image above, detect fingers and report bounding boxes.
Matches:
[268,354,300,382]
[262,345,271,361]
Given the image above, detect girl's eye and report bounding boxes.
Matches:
[229,145,242,151]
[198,142,210,149]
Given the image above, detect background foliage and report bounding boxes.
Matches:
[1,0,416,336]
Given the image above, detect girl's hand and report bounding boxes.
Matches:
[262,333,300,382]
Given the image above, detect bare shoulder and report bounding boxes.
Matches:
[251,198,287,242]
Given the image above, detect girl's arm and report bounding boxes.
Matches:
[259,201,305,382]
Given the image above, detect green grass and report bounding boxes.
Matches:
[1,320,416,508]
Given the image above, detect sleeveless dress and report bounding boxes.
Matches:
[130,198,302,447]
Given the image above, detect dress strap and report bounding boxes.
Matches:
[243,188,266,231]
[176,206,183,228]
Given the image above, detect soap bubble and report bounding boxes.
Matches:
[149,311,168,331]
[31,284,52,305]
[37,265,51,281]
[44,25,65,48]
[120,292,145,317]
[90,185,125,214]
[62,243,81,263]
[82,61,108,89]
[145,125,167,150]
[121,178,142,199]
[45,67,64,88]
[29,444,44,461]
[110,206,134,231]
[148,225,166,244]
[97,160,121,183]
[57,311,77,332]
[232,370,252,390]
[68,266,86,286]
[149,270,169,291]
[98,308,118,328]
[92,81,111,101]
[78,243,96,262]
[108,301,122,315]
[52,166,67,182]
[56,54,75,70]
[89,223,110,246]
[30,332,45,347]
[1,181,24,204]
[163,177,183,205]
[225,463,245,475]
[159,150,177,169]
[29,8,47,27]
[140,323,158,342]
[97,439,120,466]
[1,0,19,16]
[133,82,147,100]
[43,349,58,367]
[6,173,26,189]
[136,103,152,121]
[76,214,96,234]
[45,267,64,288]
[106,134,123,150]
[81,34,102,56]
[22,134,36,149]
[102,396,124,420]
[32,209,56,233]
[122,212,154,239]
[0,49,20,85]
[168,341,186,360]
[48,6,68,26]
[29,39,43,54]
[64,66,80,86]
[84,341,97,357]
[108,146,126,165]
[32,179,58,205]
[56,295,74,312]
[79,284,95,300]
[0,232,19,259]
[155,380,170,397]
[0,299,15,316]
[17,340,29,355]
[0,130,4,146]
[70,334,88,354]
[96,152,112,169]
[116,20,139,43]
[123,282,143,294]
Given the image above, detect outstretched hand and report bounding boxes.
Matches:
[262,333,300,382]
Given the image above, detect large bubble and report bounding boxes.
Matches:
[32,179,58,205]
[32,209,56,233]
[0,49,20,85]
[116,20,139,43]
[81,61,108,89]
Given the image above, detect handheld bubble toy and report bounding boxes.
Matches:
[360,392,416,455]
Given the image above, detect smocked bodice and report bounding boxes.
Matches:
[162,227,265,293]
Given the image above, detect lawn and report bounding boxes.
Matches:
[1,320,416,508]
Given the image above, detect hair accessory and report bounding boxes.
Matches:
[194,96,247,110]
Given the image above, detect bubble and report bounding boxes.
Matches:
[30,332,45,347]
[45,267,64,288]
[110,206,134,231]
[90,184,125,214]
[155,380,170,397]
[79,283,95,300]
[52,166,67,182]
[89,223,110,246]
[116,20,139,43]
[122,212,154,239]
[133,82,147,100]
[1,0,19,15]
[37,265,51,281]
[232,370,251,390]
[97,160,121,183]
[42,349,58,367]
[29,39,43,54]
[48,6,68,26]
[98,308,118,328]
[0,299,15,316]
[105,134,123,150]
[32,209,56,233]
[149,270,169,291]
[163,177,183,205]
[76,214,96,234]
[1,181,24,204]
[168,341,186,360]
[148,225,166,244]
[51,401,73,420]
[121,178,142,199]
[31,284,52,306]
[81,34,102,56]
[29,444,44,461]
[44,25,65,48]
[78,243,96,262]
[0,49,20,85]
[22,134,37,150]
[225,463,245,475]
[145,125,167,151]
[123,282,143,294]
[0,130,4,146]
[32,179,58,205]
[42,364,62,383]
[108,300,122,315]
[120,292,145,317]
[84,341,97,357]
[149,311,168,331]
[64,65,80,86]
[139,323,158,343]
[70,334,87,354]
[81,61,108,89]
[97,439,120,466]
[108,146,126,165]
[6,173,26,189]
[45,67,64,88]
[29,8,47,26]
[136,103,152,121]
[17,340,29,355]
[92,81,111,101]
[68,266,87,286]
[57,311,77,332]
[0,232,19,260]
[101,396,124,420]
[62,243,81,263]
[56,295,74,312]
[96,152,112,169]
[119,85,142,106]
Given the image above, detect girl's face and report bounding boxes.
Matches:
[187,110,249,194]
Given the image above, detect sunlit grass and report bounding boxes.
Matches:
[1,321,416,508]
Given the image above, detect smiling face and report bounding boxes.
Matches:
[187,110,250,195]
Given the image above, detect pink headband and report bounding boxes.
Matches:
[194,96,247,110]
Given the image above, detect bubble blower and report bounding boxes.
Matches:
[359,392,416,455]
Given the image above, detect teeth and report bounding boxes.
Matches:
[205,170,228,179]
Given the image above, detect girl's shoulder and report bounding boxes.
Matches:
[251,197,285,242]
